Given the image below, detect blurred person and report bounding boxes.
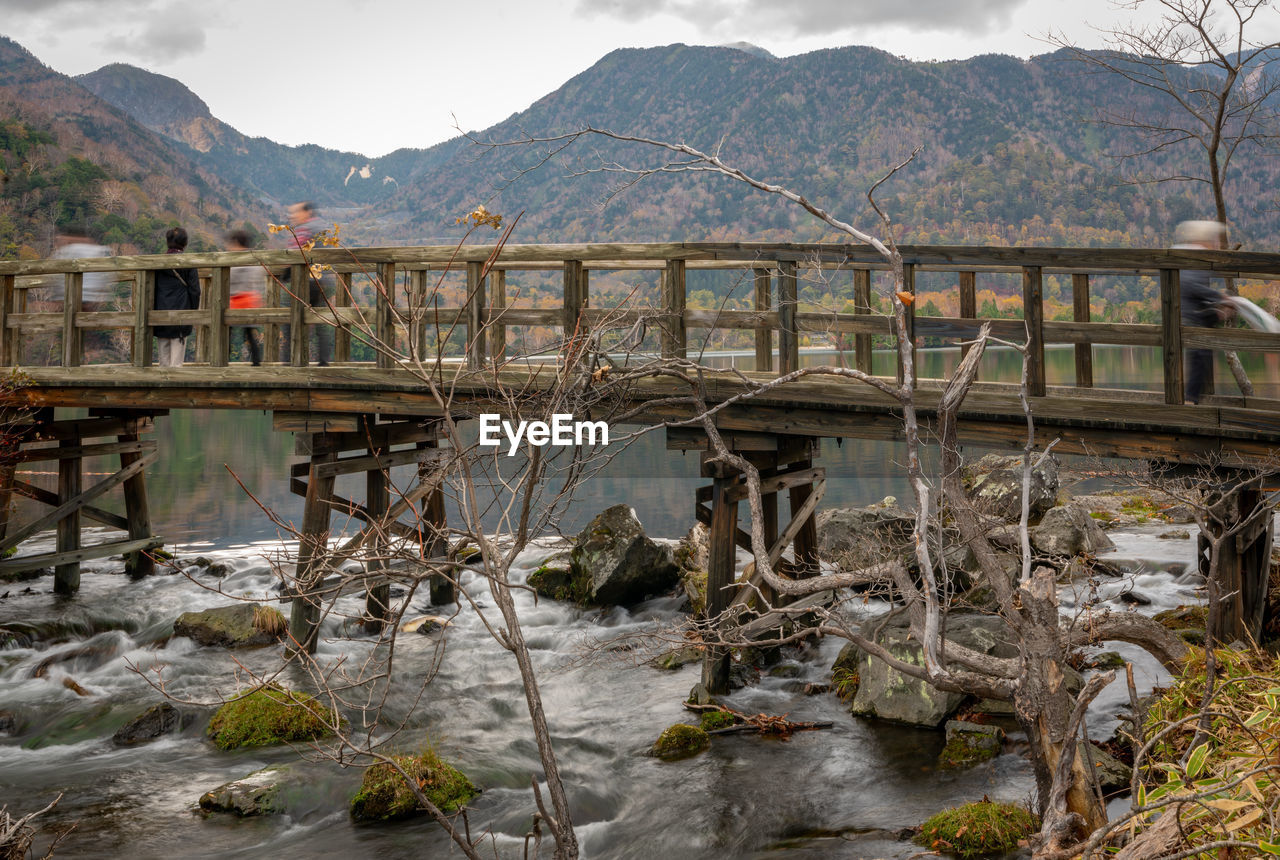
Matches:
[279,201,333,366]
[51,230,122,361]
[1174,219,1235,404]
[226,230,264,366]
[154,227,200,367]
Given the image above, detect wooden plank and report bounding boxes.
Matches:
[273,411,361,433]
[562,260,584,348]
[265,266,281,363]
[289,446,337,655]
[778,259,798,375]
[22,414,158,441]
[363,455,390,634]
[289,263,308,367]
[0,274,13,367]
[490,269,506,361]
[376,261,396,369]
[1072,272,1093,388]
[119,424,156,578]
[0,536,164,575]
[683,309,780,329]
[1160,268,1183,405]
[2,450,155,553]
[1022,265,1045,397]
[335,271,353,363]
[754,267,773,373]
[703,476,737,694]
[132,271,154,368]
[311,446,445,479]
[724,466,824,502]
[53,434,81,595]
[665,427,780,451]
[207,266,230,367]
[11,480,128,530]
[855,269,873,374]
[662,259,687,359]
[769,478,825,565]
[17,439,151,462]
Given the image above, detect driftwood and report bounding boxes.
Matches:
[682,702,833,738]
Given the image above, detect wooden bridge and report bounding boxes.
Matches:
[0,242,1277,669]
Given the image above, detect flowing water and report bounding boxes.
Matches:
[0,344,1251,858]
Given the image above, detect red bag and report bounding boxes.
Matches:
[230,292,262,309]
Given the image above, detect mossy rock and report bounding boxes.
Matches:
[207,686,335,750]
[527,563,592,605]
[1154,604,1207,630]
[699,710,736,732]
[174,603,287,648]
[654,646,702,671]
[651,723,710,760]
[938,720,1004,770]
[915,801,1038,858]
[350,748,478,822]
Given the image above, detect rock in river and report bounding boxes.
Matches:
[173,603,286,648]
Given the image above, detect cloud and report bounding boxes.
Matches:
[577,0,1028,37]
[93,5,208,64]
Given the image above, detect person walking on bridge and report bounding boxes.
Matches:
[1175,220,1235,405]
[280,201,334,367]
[226,230,264,366]
[154,227,200,368]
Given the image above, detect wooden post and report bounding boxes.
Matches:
[562,259,585,342]
[265,267,281,363]
[377,262,397,369]
[778,259,799,375]
[958,270,976,367]
[335,271,352,363]
[120,418,155,578]
[194,273,208,363]
[422,437,454,605]
[407,268,426,362]
[466,261,487,369]
[760,468,779,607]
[753,267,773,373]
[54,433,81,595]
[289,443,336,655]
[132,271,154,368]
[490,269,507,362]
[854,268,873,374]
[1160,268,1184,405]
[1201,483,1272,645]
[363,457,390,633]
[1072,273,1093,388]
[897,264,916,385]
[0,462,14,544]
[63,272,83,368]
[289,263,308,367]
[702,475,737,695]
[208,266,230,367]
[1022,265,1046,397]
[661,259,686,360]
[0,273,13,367]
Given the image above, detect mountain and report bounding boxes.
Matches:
[355,43,1280,251]
[77,63,399,209]
[0,36,265,257]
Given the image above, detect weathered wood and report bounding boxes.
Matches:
[335,271,353,363]
[661,259,686,359]
[119,424,156,578]
[12,480,128,530]
[54,434,81,595]
[1160,268,1184,405]
[377,262,397,369]
[958,270,976,368]
[854,268,873,373]
[289,446,337,655]
[778,260,799,375]
[1072,273,1093,388]
[0,463,13,543]
[490,269,506,361]
[754,267,773,372]
[311,446,444,479]
[16,439,151,462]
[265,267,281,363]
[422,439,454,605]
[703,476,737,694]
[289,263,309,367]
[724,466,824,503]
[63,273,83,368]
[770,477,825,566]
[0,274,14,367]
[787,460,820,579]
[207,266,230,367]
[363,455,390,634]
[562,260,584,356]
[274,411,361,434]
[1022,265,1045,397]
[897,264,916,385]
[0,536,164,575]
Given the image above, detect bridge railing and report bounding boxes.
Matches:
[3,243,1280,405]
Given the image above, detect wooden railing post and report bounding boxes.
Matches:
[377,262,396,369]
[958,270,976,366]
[1022,265,1046,397]
[208,266,230,367]
[63,272,82,368]
[265,268,281,363]
[896,263,916,386]
[1072,273,1093,388]
[407,268,426,362]
[661,259,686,360]
[753,267,773,373]
[854,268,873,374]
[54,433,81,595]
[490,269,506,362]
[1160,268,1184,405]
[335,271,352,363]
[464,261,487,370]
[288,263,308,367]
[132,270,154,369]
[778,259,798,375]
[0,274,13,367]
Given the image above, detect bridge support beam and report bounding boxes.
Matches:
[669,429,824,695]
[280,412,449,654]
[1199,481,1274,646]
[0,409,166,590]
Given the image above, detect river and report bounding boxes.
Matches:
[0,344,1250,858]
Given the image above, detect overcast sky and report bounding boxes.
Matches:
[1,0,1273,157]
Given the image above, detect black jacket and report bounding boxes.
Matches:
[154,259,200,339]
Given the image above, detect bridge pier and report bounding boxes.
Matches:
[0,408,165,591]
[1199,481,1275,645]
[280,413,449,655]
[669,429,825,694]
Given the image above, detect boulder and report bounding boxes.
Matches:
[650,724,710,761]
[1087,742,1133,795]
[1030,503,1114,558]
[206,686,335,750]
[0,710,16,735]
[963,453,1060,522]
[816,501,914,568]
[568,505,678,607]
[674,524,709,615]
[939,720,1004,769]
[112,702,193,746]
[848,613,1019,727]
[350,749,477,822]
[173,603,286,648]
[199,766,290,816]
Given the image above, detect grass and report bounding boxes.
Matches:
[350,747,478,821]
[914,801,1038,858]
[206,685,335,750]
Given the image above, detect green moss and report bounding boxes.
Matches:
[1088,510,1113,522]
[699,710,736,732]
[206,686,335,750]
[1153,604,1207,631]
[938,728,1002,770]
[915,801,1038,858]
[350,748,478,822]
[831,666,860,701]
[651,723,710,760]
[527,563,593,605]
